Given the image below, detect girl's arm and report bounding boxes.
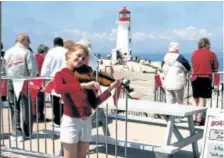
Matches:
[93,90,111,108]
[54,72,82,94]
[54,72,100,94]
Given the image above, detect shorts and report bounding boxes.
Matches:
[192,77,212,98]
[60,115,92,144]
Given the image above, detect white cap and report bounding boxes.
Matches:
[168,42,179,52]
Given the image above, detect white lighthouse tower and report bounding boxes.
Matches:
[112,7,132,62]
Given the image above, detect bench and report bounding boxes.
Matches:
[91,98,207,157]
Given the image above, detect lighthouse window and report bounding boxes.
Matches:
[123,13,127,17]
[128,26,131,31]
[120,13,129,18]
[129,38,131,43]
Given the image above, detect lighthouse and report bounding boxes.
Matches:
[112,7,132,62]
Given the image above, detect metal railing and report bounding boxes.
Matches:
[0,72,222,157]
[153,71,224,109]
[0,77,59,157]
[0,77,131,157]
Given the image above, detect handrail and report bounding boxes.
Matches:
[1,76,53,80]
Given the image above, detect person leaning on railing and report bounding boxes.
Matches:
[191,37,219,126]
[162,42,191,104]
[53,44,120,158]
[0,42,8,107]
[1,42,5,74]
[41,37,68,127]
[33,44,50,122]
[4,33,37,142]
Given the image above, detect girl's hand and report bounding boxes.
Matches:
[82,81,100,90]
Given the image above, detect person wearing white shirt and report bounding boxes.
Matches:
[41,37,67,126]
[41,37,68,77]
[4,33,37,142]
[162,42,191,122]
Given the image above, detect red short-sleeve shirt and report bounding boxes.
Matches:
[191,48,218,81]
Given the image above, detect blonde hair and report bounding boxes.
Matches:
[65,44,89,60]
[64,40,75,50]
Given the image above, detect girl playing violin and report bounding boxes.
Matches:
[53,44,119,158]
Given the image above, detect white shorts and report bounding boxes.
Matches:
[60,115,92,144]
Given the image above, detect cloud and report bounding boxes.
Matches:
[55,25,213,43]
[131,26,213,41]
[157,35,171,40]
[55,28,117,41]
[170,26,213,40]
[132,32,155,41]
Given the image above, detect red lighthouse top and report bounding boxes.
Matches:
[119,7,130,14]
[119,7,130,22]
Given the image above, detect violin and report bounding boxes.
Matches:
[74,64,115,87]
[73,64,118,109]
[74,65,134,93]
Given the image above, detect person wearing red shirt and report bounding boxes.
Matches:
[35,44,49,75]
[54,44,119,158]
[0,42,8,107]
[191,38,219,126]
[33,44,49,122]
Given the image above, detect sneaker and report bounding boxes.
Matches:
[10,135,24,142]
[33,115,52,123]
[194,120,205,126]
[39,116,52,122]
[51,122,60,128]
[25,135,33,140]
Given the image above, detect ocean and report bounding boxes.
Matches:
[138,53,223,72]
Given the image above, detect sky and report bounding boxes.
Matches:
[1,1,223,56]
